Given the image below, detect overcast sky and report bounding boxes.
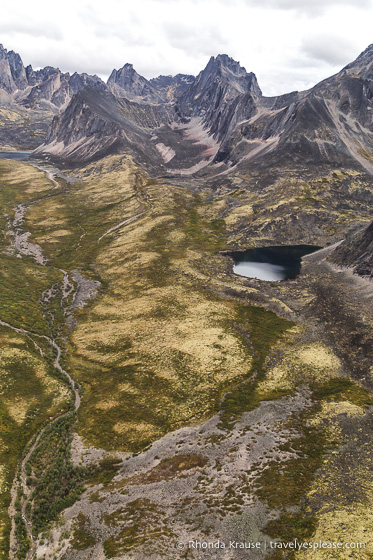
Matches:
[1,0,372,96]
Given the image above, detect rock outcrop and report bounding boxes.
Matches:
[149,73,194,101]
[330,221,373,277]
[0,44,28,93]
[0,45,106,110]
[21,70,107,109]
[177,54,261,140]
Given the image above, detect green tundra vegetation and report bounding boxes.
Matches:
[0,155,373,559]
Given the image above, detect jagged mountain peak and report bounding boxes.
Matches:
[0,45,109,109]
[0,43,28,93]
[107,63,141,81]
[43,65,62,73]
[176,53,262,141]
[107,64,196,104]
[209,54,248,75]
[203,54,255,81]
[190,54,262,99]
[0,44,12,55]
[3,42,373,178]
[107,63,157,101]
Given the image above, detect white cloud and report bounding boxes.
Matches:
[243,0,371,16]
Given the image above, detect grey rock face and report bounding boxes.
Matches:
[342,43,373,81]
[69,72,106,95]
[22,70,107,108]
[22,70,67,107]
[181,55,260,101]
[107,65,194,104]
[25,65,60,86]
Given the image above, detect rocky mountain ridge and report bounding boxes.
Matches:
[177,54,262,139]
[33,52,264,169]
[107,63,160,103]
[1,43,373,182]
[0,44,195,148]
[33,46,373,180]
[0,44,106,109]
[107,64,194,104]
[210,44,373,174]
[0,44,196,110]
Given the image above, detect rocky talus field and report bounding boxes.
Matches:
[0,43,372,560]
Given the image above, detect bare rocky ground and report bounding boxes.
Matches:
[39,391,312,560]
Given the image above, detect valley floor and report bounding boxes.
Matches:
[0,155,372,560]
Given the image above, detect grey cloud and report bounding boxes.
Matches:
[0,19,63,40]
[77,6,153,47]
[163,22,228,57]
[92,23,153,47]
[301,35,359,65]
[259,67,328,96]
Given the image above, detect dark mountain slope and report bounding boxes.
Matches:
[33,87,173,168]
[330,221,373,277]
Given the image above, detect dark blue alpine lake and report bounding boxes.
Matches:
[229,245,321,281]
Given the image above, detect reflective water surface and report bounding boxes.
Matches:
[0,151,31,160]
